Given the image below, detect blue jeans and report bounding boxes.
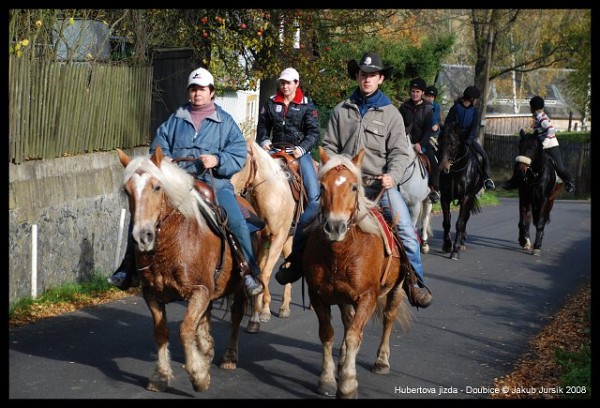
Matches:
[291,153,321,253]
[365,186,425,286]
[216,184,259,274]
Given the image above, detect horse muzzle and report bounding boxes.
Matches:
[133,223,157,252]
[323,217,349,242]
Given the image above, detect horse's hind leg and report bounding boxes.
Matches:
[278,237,294,318]
[532,203,547,256]
[221,288,245,370]
[419,199,433,254]
[181,286,212,392]
[441,200,453,253]
[145,299,173,392]
[372,288,404,375]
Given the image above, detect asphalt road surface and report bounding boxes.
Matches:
[9,198,591,399]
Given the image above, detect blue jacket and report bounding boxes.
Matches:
[444,99,479,145]
[150,103,247,190]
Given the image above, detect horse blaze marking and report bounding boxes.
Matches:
[335,175,347,186]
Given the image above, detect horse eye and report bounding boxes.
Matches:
[351,184,358,192]
[154,185,161,193]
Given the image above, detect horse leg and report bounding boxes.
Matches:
[196,307,215,364]
[181,285,212,392]
[453,196,475,258]
[144,298,173,392]
[337,296,377,399]
[311,296,336,397]
[221,287,245,369]
[372,287,404,374]
[531,200,546,256]
[518,198,532,251]
[441,198,453,253]
[419,199,433,254]
[337,304,355,375]
[278,237,294,318]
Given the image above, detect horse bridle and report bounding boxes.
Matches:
[320,164,365,230]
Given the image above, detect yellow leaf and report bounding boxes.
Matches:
[21,39,29,46]
[35,20,42,29]
[69,17,75,25]
[16,50,22,57]
[15,43,21,51]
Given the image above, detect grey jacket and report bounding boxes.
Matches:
[321,97,411,187]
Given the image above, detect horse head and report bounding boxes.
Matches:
[117,146,206,253]
[318,147,365,242]
[516,129,544,176]
[438,122,466,173]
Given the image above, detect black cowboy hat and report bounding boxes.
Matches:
[347,51,394,80]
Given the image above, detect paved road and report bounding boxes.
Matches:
[9,198,591,399]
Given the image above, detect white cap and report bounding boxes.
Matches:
[278,67,299,82]
[188,67,214,87]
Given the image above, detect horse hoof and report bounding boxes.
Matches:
[450,252,460,260]
[372,363,390,375]
[246,321,260,334]
[532,249,541,256]
[443,244,452,253]
[278,306,291,318]
[317,381,337,397]
[459,245,466,252]
[146,380,168,392]
[259,311,272,323]
[420,242,430,254]
[220,361,237,370]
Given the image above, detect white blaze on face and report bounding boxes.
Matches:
[133,172,152,205]
[335,175,347,186]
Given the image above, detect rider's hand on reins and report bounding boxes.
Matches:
[377,174,394,190]
[199,154,218,169]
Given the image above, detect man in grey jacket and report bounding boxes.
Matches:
[320,51,432,308]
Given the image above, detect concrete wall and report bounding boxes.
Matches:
[8,147,148,305]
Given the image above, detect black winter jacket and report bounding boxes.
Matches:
[398,99,434,146]
[256,89,320,155]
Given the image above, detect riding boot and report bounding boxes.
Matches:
[227,231,263,296]
[545,147,575,193]
[502,164,522,190]
[108,237,140,290]
[403,267,432,309]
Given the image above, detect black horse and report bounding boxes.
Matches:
[437,123,484,260]
[515,129,562,256]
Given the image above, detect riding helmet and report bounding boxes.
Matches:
[530,96,545,111]
[462,86,481,100]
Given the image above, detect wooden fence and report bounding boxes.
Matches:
[9,57,153,164]
[484,133,591,195]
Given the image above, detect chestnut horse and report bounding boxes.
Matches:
[438,122,483,260]
[302,147,412,399]
[515,129,562,255]
[116,146,250,393]
[231,138,297,333]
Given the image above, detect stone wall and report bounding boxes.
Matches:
[8,147,148,305]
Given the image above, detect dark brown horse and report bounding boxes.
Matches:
[302,147,412,399]
[515,129,562,255]
[438,122,483,260]
[116,146,249,393]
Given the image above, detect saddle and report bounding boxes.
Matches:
[269,149,304,203]
[193,179,263,276]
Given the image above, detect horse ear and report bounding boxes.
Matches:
[151,145,164,167]
[352,148,365,167]
[319,146,329,165]
[116,148,130,167]
[520,129,526,139]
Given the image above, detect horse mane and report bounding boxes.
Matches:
[250,141,290,191]
[122,155,215,228]
[317,153,381,236]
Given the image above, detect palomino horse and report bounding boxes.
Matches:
[398,134,434,254]
[437,122,483,260]
[302,147,412,399]
[515,129,562,255]
[231,139,297,333]
[116,146,251,393]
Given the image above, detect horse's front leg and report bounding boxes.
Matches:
[181,285,211,392]
[310,294,336,397]
[144,296,173,392]
[518,194,532,251]
[221,286,245,369]
[452,197,474,259]
[419,199,433,254]
[441,198,453,253]
[337,295,377,399]
[531,200,547,256]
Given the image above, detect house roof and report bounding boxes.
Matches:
[436,64,581,119]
